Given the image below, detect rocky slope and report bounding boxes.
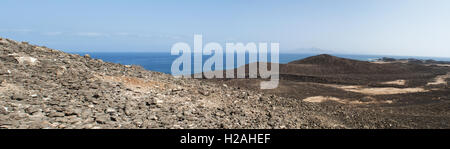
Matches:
[0,37,363,129]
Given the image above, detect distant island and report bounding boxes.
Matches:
[374,57,450,66]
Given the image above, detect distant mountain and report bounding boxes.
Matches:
[289,54,360,65]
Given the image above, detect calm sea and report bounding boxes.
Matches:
[71,52,450,74]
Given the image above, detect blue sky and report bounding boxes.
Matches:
[1,0,449,57]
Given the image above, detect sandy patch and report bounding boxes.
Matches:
[380,80,406,86]
[323,84,428,95]
[303,96,392,104]
[303,96,343,103]
[427,73,449,86]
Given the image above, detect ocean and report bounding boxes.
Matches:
[71,52,450,74]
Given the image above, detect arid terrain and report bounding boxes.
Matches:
[1,37,449,129]
[210,54,450,128]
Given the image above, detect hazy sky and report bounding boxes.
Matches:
[1,0,449,57]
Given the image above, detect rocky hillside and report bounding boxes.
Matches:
[209,53,450,129]
[287,54,432,75]
[3,37,447,129]
[1,37,367,129]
